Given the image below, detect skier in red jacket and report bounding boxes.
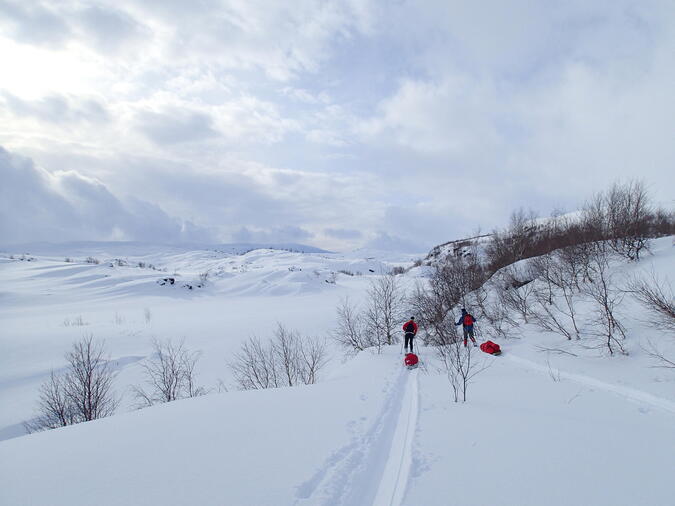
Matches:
[456,308,477,347]
[402,317,418,353]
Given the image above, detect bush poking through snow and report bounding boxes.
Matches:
[231,324,327,390]
[364,274,406,347]
[333,297,371,353]
[63,315,88,327]
[132,339,205,407]
[627,271,675,333]
[436,339,490,402]
[581,242,627,355]
[112,312,124,325]
[25,336,118,432]
[628,271,675,368]
[333,274,407,354]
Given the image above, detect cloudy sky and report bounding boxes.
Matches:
[1,0,673,251]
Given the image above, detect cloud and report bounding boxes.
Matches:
[1,92,109,124]
[364,231,425,254]
[1,1,673,252]
[324,228,362,240]
[232,225,313,244]
[77,5,149,54]
[0,146,215,245]
[0,1,71,47]
[135,109,219,145]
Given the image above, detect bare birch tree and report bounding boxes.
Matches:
[133,339,205,407]
[231,325,327,390]
[27,336,118,432]
[436,339,490,402]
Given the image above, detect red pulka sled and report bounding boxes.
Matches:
[479,341,502,355]
[404,353,419,369]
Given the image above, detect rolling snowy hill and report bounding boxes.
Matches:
[0,238,674,506]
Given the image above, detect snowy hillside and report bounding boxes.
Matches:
[1,238,674,506]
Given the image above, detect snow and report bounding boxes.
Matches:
[0,238,674,505]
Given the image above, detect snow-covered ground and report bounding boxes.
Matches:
[0,238,673,505]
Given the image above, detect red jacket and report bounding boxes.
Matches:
[403,320,418,335]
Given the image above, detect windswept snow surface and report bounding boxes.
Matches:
[0,243,423,439]
[1,238,674,505]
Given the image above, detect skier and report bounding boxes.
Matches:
[402,317,418,353]
[456,308,477,347]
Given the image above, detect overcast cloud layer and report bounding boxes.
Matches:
[1,0,673,251]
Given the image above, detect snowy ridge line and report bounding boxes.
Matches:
[294,362,410,506]
[373,368,419,506]
[506,355,675,415]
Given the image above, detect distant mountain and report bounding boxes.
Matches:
[0,241,331,257]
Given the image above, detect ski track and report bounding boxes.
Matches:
[506,354,675,415]
[294,362,419,506]
[372,368,418,506]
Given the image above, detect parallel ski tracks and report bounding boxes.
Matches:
[294,363,419,506]
[372,368,419,506]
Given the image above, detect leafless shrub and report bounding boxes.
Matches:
[64,257,73,263]
[63,315,88,327]
[436,340,490,402]
[582,243,627,355]
[531,284,577,341]
[26,336,119,432]
[65,336,119,420]
[546,357,562,382]
[484,208,538,271]
[545,253,582,337]
[112,312,124,325]
[642,339,675,369]
[24,372,76,432]
[86,256,100,264]
[479,292,518,340]
[412,249,486,347]
[627,271,675,332]
[231,325,327,390]
[477,181,671,276]
[364,274,406,347]
[629,272,675,368]
[133,339,205,407]
[497,265,536,323]
[338,269,355,276]
[407,280,460,346]
[604,181,652,261]
[333,297,371,352]
[390,266,406,275]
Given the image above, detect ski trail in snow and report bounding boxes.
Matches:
[372,368,418,506]
[294,364,419,506]
[506,354,675,415]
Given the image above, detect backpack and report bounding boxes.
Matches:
[463,314,473,326]
[405,322,415,334]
